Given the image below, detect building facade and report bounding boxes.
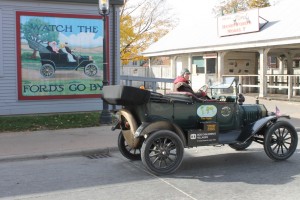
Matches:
[0,0,124,115]
[143,0,300,99]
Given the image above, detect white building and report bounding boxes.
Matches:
[143,0,300,99]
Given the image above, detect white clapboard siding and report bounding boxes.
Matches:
[0,0,119,115]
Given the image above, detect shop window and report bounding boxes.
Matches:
[268,56,277,68]
[0,9,3,77]
[294,60,300,68]
[192,56,204,73]
[206,58,216,74]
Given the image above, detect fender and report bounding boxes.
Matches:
[41,59,56,69]
[238,115,278,142]
[134,120,187,146]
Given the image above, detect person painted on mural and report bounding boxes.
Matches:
[49,41,59,53]
[46,41,56,53]
[64,42,79,60]
[173,68,207,98]
[64,42,72,54]
[60,43,76,62]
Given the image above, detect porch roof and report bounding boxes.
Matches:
[143,0,300,57]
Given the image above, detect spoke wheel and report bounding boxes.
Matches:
[84,64,98,77]
[141,130,184,175]
[40,64,55,78]
[229,140,253,151]
[118,131,141,160]
[264,121,298,161]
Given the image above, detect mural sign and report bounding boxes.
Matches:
[16,12,108,100]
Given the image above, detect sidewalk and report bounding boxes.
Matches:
[0,126,119,162]
[0,95,299,163]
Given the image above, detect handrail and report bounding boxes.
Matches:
[120,75,174,93]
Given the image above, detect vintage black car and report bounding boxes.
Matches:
[39,50,97,78]
[27,39,98,78]
[102,78,298,175]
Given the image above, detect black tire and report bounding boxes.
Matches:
[229,140,253,151]
[118,131,141,160]
[141,130,184,175]
[264,121,298,161]
[84,64,97,77]
[40,64,55,78]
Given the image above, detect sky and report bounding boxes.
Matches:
[166,0,285,24]
[21,16,103,48]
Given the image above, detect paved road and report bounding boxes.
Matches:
[1,141,300,200]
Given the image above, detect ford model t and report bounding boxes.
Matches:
[102,78,298,175]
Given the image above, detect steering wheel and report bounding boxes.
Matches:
[197,84,209,93]
[197,84,209,98]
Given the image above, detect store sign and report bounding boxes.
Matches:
[203,53,217,58]
[16,12,108,100]
[217,9,259,37]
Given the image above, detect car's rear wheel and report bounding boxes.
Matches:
[40,64,55,78]
[141,130,184,175]
[229,140,253,151]
[264,121,298,161]
[84,64,97,77]
[118,131,141,160]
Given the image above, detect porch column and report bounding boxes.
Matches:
[188,54,192,71]
[259,48,270,97]
[286,52,295,98]
[188,54,192,81]
[217,52,227,82]
[286,52,294,75]
[170,56,176,79]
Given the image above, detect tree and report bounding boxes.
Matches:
[120,0,177,65]
[247,0,270,8]
[21,18,59,59]
[213,0,270,16]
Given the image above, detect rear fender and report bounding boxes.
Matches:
[41,60,56,69]
[238,115,277,141]
[134,121,187,146]
[118,109,141,149]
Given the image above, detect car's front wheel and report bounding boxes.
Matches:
[40,64,55,78]
[84,64,98,77]
[141,130,184,175]
[264,121,298,161]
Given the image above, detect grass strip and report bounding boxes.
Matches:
[0,112,101,132]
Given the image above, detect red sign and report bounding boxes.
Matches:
[218,9,259,37]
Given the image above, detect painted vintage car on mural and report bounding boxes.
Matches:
[102,77,298,175]
[27,39,98,78]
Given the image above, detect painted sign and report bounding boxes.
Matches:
[217,9,259,37]
[221,106,232,117]
[197,105,217,118]
[188,122,219,146]
[16,12,108,100]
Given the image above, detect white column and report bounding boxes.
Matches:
[188,54,192,82]
[259,48,270,97]
[188,54,192,72]
[170,56,176,78]
[217,52,227,82]
[286,52,294,97]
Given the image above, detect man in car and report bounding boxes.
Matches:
[173,68,207,98]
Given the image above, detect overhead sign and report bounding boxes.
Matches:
[203,53,217,58]
[217,9,259,37]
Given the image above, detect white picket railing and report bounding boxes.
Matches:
[120,66,300,99]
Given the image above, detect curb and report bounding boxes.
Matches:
[1,129,299,163]
[0,147,119,163]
